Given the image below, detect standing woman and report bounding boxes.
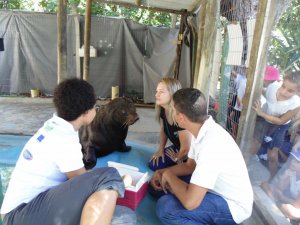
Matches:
[149,78,192,171]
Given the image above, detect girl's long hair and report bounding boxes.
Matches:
[155,77,182,125]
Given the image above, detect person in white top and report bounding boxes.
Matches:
[0,78,125,225]
[229,67,247,139]
[257,65,280,159]
[260,65,280,105]
[151,88,253,225]
[252,71,300,180]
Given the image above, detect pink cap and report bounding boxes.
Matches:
[264,66,279,81]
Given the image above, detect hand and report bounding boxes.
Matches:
[161,170,173,194]
[150,171,163,191]
[166,148,187,164]
[237,99,242,108]
[150,150,165,167]
[165,147,178,162]
[252,100,263,116]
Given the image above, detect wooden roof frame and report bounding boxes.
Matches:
[94,0,194,15]
[94,0,202,14]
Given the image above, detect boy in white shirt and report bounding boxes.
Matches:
[1,78,125,225]
[151,88,253,225]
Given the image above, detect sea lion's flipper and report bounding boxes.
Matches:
[117,143,132,153]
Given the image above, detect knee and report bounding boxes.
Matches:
[268,149,279,162]
[156,195,174,221]
[148,160,166,171]
[148,160,158,171]
[88,168,125,197]
[89,190,118,206]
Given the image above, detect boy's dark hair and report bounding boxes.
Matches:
[173,88,208,123]
[53,78,96,121]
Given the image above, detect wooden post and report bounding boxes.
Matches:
[83,0,92,81]
[74,16,81,79]
[193,0,219,99]
[193,0,207,87]
[70,3,81,79]
[170,14,177,29]
[237,0,279,158]
[209,29,222,99]
[237,0,293,150]
[57,0,68,84]
[173,12,187,80]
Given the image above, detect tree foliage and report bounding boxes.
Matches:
[268,0,300,73]
[0,0,173,27]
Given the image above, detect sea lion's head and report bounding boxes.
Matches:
[107,97,139,127]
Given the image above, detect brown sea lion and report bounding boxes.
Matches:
[79,97,139,169]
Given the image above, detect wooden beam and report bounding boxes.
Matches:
[237,0,294,152]
[173,12,187,80]
[170,13,177,28]
[57,0,68,84]
[83,0,92,81]
[236,0,277,158]
[94,0,193,15]
[134,0,141,7]
[193,0,219,99]
[193,0,207,87]
[74,15,81,79]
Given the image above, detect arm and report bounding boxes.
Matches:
[151,123,168,166]
[161,159,208,210]
[176,130,192,161]
[236,79,246,108]
[273,169,300,208]
[272,169,293,204]
[237,96,242,108]
[253,101,300,125]
[65,167,87,179]
[150,158,196,191]
[167,158,196,176]
[158,123,168,154]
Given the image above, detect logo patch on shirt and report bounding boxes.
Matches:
[23,149,33,160]
[37,135,45,142]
